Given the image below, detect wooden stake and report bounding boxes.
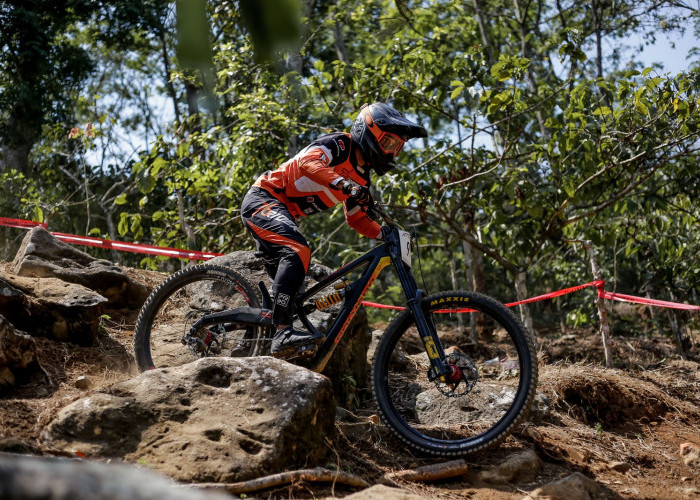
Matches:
[579,240,614,368]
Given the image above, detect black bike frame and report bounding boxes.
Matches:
[296,227,451,377]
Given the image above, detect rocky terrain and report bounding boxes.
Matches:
[1,227,699,499]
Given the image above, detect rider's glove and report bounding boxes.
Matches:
[332,178,373,206]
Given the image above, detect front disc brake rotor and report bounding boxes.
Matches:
[431,350,479,397]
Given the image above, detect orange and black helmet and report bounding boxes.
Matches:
[351,102,427,176]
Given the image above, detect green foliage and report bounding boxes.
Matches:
[1,0,699,342]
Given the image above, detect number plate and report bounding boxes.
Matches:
[398,230,412,267]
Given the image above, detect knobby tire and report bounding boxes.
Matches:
[372,290,538,457]
[133,265,262,371]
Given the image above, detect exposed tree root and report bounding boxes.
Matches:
[189,467,370,494]
[386,459,469,482]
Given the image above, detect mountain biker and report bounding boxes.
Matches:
[240,102,427,358]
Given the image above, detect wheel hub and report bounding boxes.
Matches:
[431,350,478,397]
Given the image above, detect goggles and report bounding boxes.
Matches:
[376,131,405,155]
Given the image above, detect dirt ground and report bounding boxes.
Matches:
[1,265,699,499]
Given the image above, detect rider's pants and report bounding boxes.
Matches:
[240,187,310,326]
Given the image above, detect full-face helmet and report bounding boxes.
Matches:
[351,102,427,176]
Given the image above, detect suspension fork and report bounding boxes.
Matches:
[393,256,451,381]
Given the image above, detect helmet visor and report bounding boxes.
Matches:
[376,131,405,155]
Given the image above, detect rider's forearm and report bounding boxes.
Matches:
[344,203,382,239]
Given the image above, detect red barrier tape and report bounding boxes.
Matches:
[3,216,699,311]
[504,280,605,307]
[598,290,700,311]
[0,217,223,261]
[361,280,700,313]
[51,232,223,261]
[0,217,47,230]
[361,281,605,312]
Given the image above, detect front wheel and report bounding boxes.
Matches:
[133,265,263,371]
[372,290,538,457]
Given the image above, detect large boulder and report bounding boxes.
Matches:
[12,227,148,309]
[43,357,336,483]
[0,273,107,345]
[0,315,39,389]
[208,251,371,408]
[0,453,231,500]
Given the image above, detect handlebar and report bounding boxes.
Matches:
[365,200,403,231]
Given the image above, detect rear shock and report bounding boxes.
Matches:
[304,279,351,313]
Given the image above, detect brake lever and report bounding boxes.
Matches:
[367,201,402,230]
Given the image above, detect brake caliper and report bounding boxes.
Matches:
[432,349,479,397]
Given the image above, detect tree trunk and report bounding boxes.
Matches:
[159,29,181,124]
[1,116,34,175]
[472,0,494,65]
[104,209,121,264]
[462,240,478,344]
[471,247,494,341]
[334,20,348,63]
[514,270,536,340]
[667,290,690,358]
[177,190,196,267]
[448,246,466,336]
[591,0,603,79]
[512,0,548,138]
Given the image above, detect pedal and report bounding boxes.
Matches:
[295,343,318,359]
[271,342,318,361]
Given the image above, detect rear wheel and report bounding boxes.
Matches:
[372,290,537,457]
[134,265,263,371]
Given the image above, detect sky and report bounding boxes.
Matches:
[623,25,697,74]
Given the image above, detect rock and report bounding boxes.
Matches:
[344,484,432,499]
[525,471,600,500]
[0,273,107,345]
[0,315,39,389]
[0,278,27,312]
[12,227,148,309]
[479,448,541,484]
[529,392,551,422]
[43,357,336,483]
[205,251,269,291]
[0,452,231,500]
[680,442,700,467]
[367,329,384,364]
[607,461,631,473]
[367,329,408,370]
[208,250,371,408]
[75,376,91,390]
[0,437,42,455]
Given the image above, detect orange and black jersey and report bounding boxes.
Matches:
[253,132,381,239]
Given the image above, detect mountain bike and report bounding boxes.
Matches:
[133,202,538,457]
